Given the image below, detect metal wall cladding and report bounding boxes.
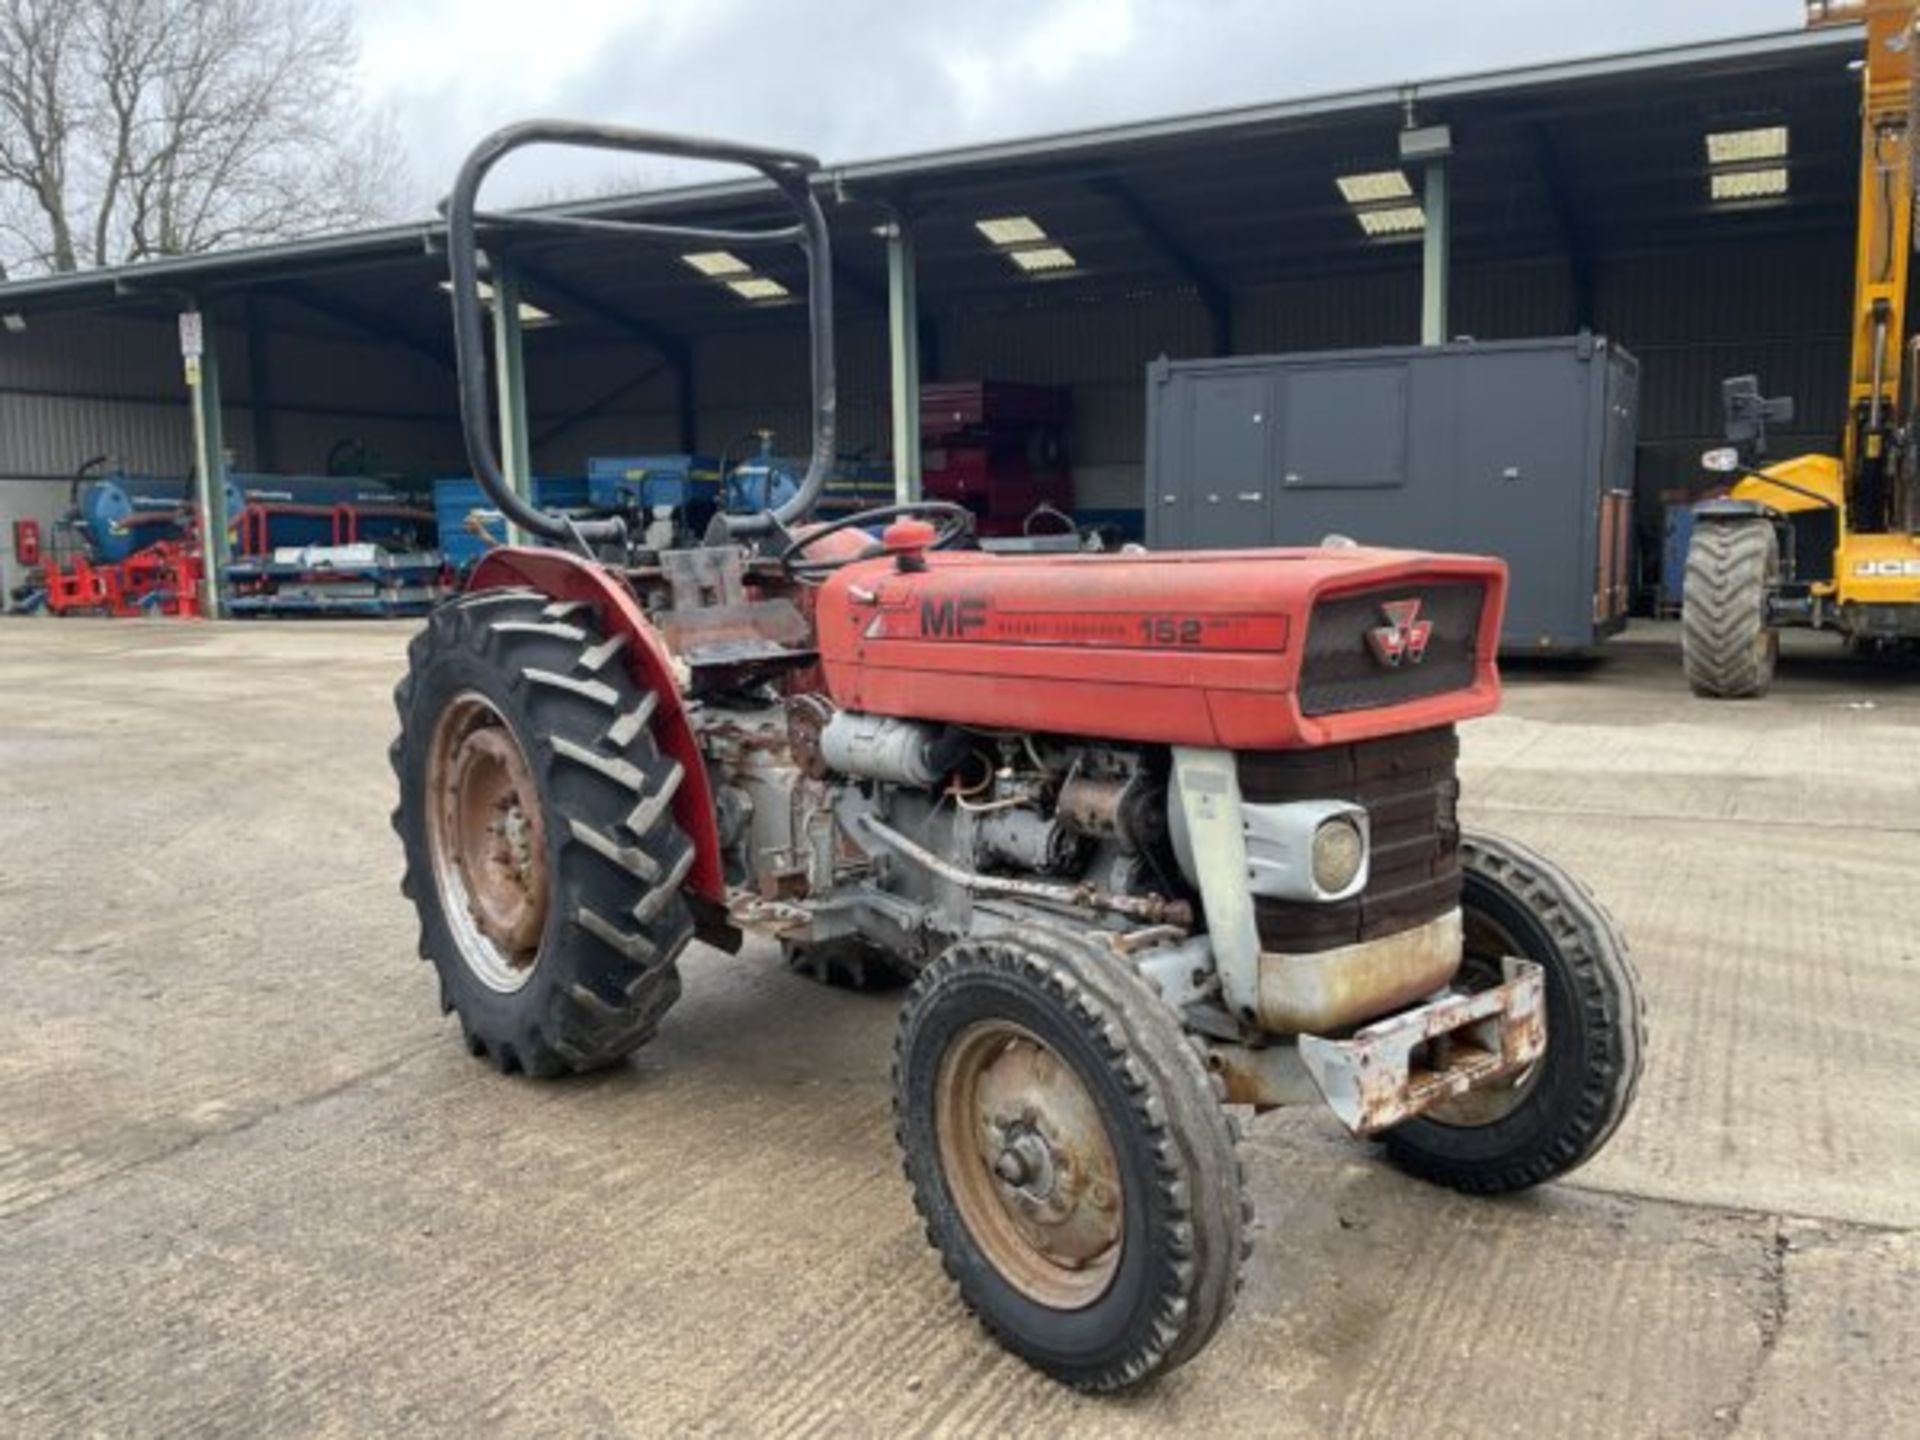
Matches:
[0,307,467,477]
[0,229,1855,498]
[257,326,449,417]
[1593,237,1852,440]
[0,479,74,567]
[939,291,1214,490]
[1237,269,1421,355]
[0,310,179,396]
[702,313,890,399]
[0,392,191,479]
[941,292,1215,383]
[0,313,188,477]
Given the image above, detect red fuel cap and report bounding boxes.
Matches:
[882,516,937,570]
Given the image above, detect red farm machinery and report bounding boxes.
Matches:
[390,122,1646,1389]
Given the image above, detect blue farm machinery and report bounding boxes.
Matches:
[219,472,442,616]
[432,434,893,571]
[21,459,444,619]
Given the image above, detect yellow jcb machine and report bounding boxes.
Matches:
[1684,0,1920,696]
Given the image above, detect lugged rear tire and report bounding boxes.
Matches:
[1682,518,1779,698]
[391,588,695,1076]
[894,931,1248,1391]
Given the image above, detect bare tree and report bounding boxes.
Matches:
[0,0,403,275]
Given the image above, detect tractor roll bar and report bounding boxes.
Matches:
[445,119,837,545]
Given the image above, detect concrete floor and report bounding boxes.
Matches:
[1,616,1916,1438]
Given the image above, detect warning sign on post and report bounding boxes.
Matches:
[179,311,204,385]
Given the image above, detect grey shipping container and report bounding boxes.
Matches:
[1144,334,1638,652]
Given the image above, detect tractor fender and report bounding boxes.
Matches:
[1692,498,1781,526]
[467,547,725,904]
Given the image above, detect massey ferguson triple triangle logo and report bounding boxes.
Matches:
[1367,599,1432,668]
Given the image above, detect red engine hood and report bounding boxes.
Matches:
[814,545,1507,750]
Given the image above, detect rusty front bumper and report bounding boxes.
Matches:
[1295,958,1547,1136]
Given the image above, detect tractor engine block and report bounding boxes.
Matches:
[697,696,1175,956]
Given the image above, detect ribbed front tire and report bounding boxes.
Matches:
[894,931,1248,1390]
[391,588,695,1076]
[1381,831,1645,1194]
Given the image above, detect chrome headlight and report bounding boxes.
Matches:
[1238,798,1371,903]
[1310,815,1367,895]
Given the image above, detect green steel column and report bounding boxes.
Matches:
[491,263,534,542]
[183,304,229,618]
[885,217,923,503]
[1421,158,1450,346]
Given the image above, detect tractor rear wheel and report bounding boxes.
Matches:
[391,588,695,1076]
[1682,518,1779,697]
[1381,831,1645,1194]
[894,931,1247,1390]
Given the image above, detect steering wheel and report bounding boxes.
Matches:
[780,501,976,582]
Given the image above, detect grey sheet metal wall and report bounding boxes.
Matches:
[0,314,192,480]
[0,230,1851,536]
[929,232,1848,517]
[0,304,464,484]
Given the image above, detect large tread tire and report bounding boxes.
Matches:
[391,588,696,1076]
[1682,518,1779,698]
[1382,831,1645,1195]
[894,930,1248,1391]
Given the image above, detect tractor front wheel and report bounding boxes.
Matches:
[893,931,1247,1390]
[391,588,696,1075]
[1381,831,1645,1194]
[1682,517,1780,697]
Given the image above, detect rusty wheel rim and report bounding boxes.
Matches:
[935,1021,1124,1310]
[1425,909,1542,1127]
[426,691,549,994]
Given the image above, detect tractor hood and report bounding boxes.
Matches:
[814,545,1507,749]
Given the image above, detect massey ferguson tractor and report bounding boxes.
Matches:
[392,123,1645,1390]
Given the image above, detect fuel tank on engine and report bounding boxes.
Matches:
[814,546,1507,749]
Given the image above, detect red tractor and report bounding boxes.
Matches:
[393,124,1645,1390]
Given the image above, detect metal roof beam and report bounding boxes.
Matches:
[1087,176,1232,352]
[273,280,455,373]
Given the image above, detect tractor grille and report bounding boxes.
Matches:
[1299,581,1486,717]
[1238,726,1461,952]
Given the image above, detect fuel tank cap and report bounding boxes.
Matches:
[883,516,938,571]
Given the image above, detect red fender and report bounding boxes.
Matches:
[468,547,725,902]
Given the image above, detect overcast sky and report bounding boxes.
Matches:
[348,0,1810,205]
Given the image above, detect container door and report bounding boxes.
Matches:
[1182,374,1273,549]
[1271,362,1415,548]
[1449,349,1589,649]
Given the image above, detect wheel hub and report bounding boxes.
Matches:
[427,693,550,992]
[937,1023,1123,1308]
